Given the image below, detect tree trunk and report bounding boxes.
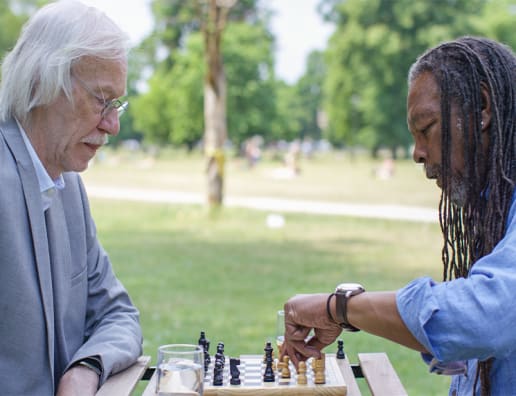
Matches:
[202,0,232,207]
[204,68,227,206]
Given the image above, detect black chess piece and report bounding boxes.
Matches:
[263,341,275,382]
[198,331,211,373]
[230,357,241,385]
[213,353,224,386]
[336,339,346,359]
[198,331,207,346]
[216,342,225,369]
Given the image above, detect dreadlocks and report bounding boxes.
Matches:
[408,37,516,396]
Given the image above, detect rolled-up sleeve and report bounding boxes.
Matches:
[396,219,516,363]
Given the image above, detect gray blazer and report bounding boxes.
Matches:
[0,118,143,395]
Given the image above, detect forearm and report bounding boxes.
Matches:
[56,365,99,396]
[336,291,427,352]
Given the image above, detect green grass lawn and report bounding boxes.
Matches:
[85,150,450,394]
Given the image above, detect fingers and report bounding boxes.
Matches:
[282,340,320,367]
[281,293,343,367]
[284,321,311,342]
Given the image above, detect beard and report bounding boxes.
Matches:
[426,164,468,207]
[448,174,468,207]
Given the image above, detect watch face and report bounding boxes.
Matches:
[335,283,364,292]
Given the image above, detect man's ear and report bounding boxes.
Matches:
[480,83,492,131]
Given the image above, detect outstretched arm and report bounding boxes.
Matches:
[281,291,426,366]
[346,291,426,351]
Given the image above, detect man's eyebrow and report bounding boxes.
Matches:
[408,108,439,127]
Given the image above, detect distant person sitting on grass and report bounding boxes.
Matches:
[375,157,395,180]
[0,1,142,395]
[280,36,516,396]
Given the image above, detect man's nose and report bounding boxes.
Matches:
[412,143,426,164]
[99,109,120,136]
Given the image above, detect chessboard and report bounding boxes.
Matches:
[204,354,347,395]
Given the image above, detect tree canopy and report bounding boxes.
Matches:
[321,0,504,156]
[3,0,514,156]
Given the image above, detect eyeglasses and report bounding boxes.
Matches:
[73,75,128,118]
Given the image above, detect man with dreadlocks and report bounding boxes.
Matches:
[279,36,516,396]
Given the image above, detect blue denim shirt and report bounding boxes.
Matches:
[397,192,516,395]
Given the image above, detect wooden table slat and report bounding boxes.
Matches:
[357,353,407,396]
[332,354,361,396]
[96,355,151,396]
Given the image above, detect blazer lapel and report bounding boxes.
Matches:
[45,195,72,381]
[0,118,56,386]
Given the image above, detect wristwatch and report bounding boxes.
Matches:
[334,283,365,331]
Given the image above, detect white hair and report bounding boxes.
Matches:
[0,0,131,123]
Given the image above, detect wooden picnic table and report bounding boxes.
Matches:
[96,352,407,396]
[95,356,150,396]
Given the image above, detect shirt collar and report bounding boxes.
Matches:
[16,118,65,210]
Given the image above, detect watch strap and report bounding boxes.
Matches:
[326,293,338,323]
[335,289,362,332]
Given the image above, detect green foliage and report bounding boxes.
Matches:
[270,81,304,142]
[133,0,275,150]
[132,30,207,147]
[224,22,276,148]
[0,0,41,60]
[273,50,326,141]
[321,0,500,155]
[133,69,177,145]
[134,21,275,150]
[472,0,516,50]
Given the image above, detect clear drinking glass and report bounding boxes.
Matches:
[156,344,204,396]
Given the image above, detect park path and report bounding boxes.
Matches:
[86,185,438,223]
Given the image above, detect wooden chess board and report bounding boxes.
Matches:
[204,354,347,395]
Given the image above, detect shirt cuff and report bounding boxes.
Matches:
[73,356,103,378]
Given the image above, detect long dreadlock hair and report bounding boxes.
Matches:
[408,37,516,396]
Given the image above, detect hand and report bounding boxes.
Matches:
[56,365,99,396]
[281,293,342,367]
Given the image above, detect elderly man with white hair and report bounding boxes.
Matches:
[0,1,142,394]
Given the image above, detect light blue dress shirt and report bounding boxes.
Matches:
[397,192,516,395]
[16,119,65,210]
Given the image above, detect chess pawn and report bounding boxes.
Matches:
[277,356,287,373]
[297,361,307,385]
[317,353,326,370]
[281,356,291,379]
[336,339,346,359]
[313,355,326,384]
